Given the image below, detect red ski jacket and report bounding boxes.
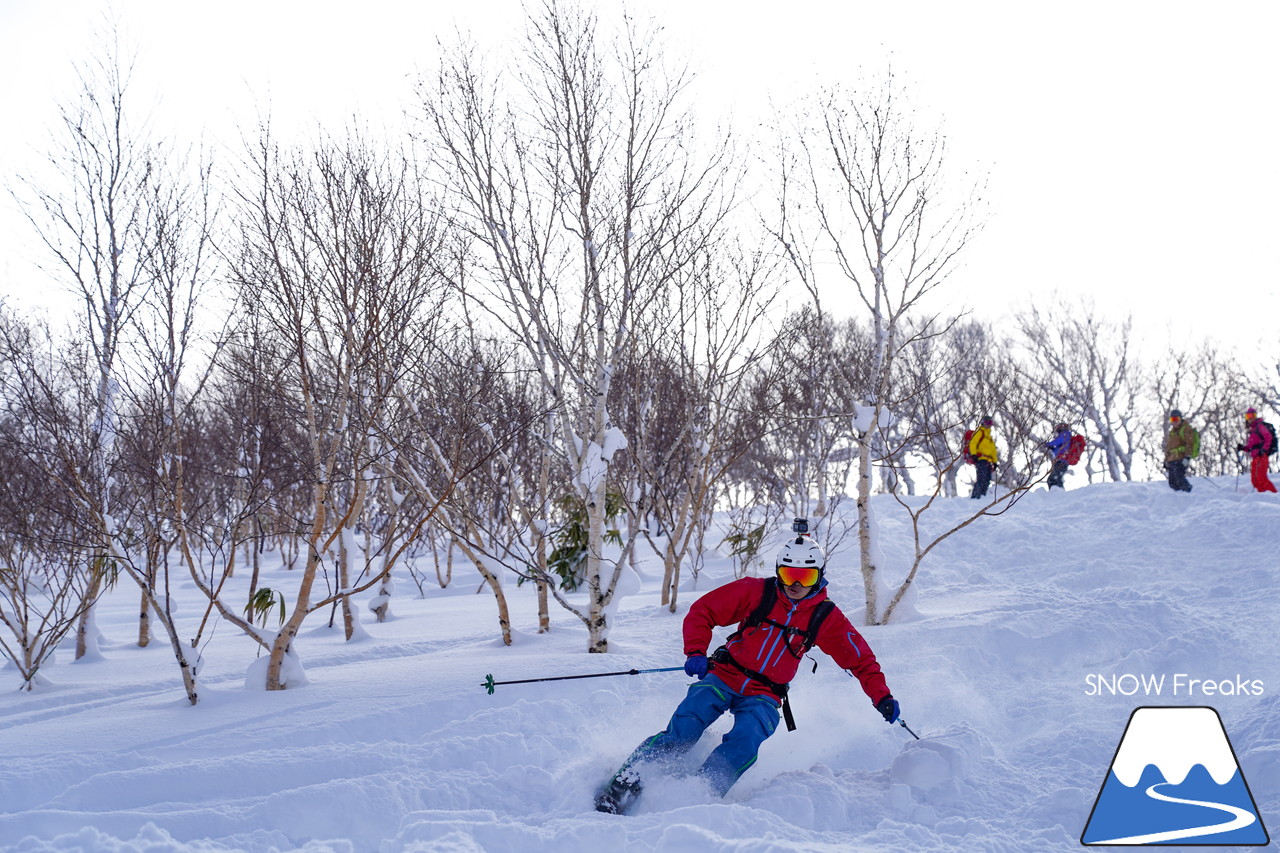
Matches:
[683,576,890,706]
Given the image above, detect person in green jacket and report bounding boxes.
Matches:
[969,416,998,499]
[1163,409,1196,493]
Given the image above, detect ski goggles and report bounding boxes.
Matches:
[776,565,821,587]
[1169,415,1181,423]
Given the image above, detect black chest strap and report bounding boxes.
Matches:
[711,584,837,731]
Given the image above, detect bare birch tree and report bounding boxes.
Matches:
[229,128,459,688]
[613,242,781,611]
[419,1,736,651]
[771,73,985,623]
[894,319,1030,497]
[386,337,552,645]
[9,91,228,702]
[722,309,877,570]
[0,312,102,689]
[1016,301,1143,482]
[11,30,158,660]
[109,138,226,703]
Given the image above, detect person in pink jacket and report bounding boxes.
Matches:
[1238,408,1277,493]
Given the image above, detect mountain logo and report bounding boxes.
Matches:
[1081,706,1269,846]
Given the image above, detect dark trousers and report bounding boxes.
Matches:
[1165,459,1192,492]
[971,459,993,499]
[1047,459,1069,489]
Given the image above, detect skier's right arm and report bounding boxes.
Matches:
[681,578,761,656]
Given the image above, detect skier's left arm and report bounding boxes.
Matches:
[814,605,891,708]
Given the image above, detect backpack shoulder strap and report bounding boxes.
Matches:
[744,579,777,629]
[731,583,833,654]
[801,600,836,652]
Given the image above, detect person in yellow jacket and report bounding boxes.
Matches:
[969,416,998,499]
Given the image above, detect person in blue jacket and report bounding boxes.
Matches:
[1044,423,1072,489]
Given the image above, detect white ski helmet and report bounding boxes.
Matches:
[776,536,826,572]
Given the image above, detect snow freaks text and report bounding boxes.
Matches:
[1085,674,1265,698]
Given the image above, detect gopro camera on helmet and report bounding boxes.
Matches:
[776,518,826,588]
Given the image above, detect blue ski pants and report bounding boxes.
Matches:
[627,672,780,796]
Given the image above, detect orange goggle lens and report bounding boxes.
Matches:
[777,565,821,587]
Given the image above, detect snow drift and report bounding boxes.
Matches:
[1,475,1277,852]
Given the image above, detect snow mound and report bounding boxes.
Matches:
[1,477,1276,851]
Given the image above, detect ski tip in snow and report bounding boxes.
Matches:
[594,768,643,815]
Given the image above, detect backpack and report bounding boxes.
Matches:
[712,580,836,732]
[1260,421,1278,456]
[962,429,977,465]
[1065,433,1086,465]
[1188,426,1201,459]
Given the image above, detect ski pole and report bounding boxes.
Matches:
[898,719,921,740]
[482,666,684,694]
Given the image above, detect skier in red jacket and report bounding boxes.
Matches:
[595,520,899,813]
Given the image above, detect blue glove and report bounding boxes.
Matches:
[684,653,708,679]
[876,695,900,724]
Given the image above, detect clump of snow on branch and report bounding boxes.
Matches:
[853,402,895,434]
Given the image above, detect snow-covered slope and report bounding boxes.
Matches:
[2,476,1277,852]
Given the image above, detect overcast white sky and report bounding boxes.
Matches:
[2,0,1277,352]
